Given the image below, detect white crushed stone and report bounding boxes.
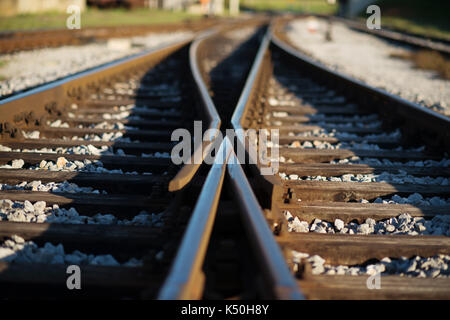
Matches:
[11,159,24,168]
[332,158,450,167]
[314,121,382,129]
[371,194,450,206]
[286,18,450,116]
[285,128,399,139]
[309,114,379,122]
[0,235,142,267]
[21,131,40,139]
[141,152,170,158]
[280,130,402,151]
[283,134,425,151]
[70,133,133,142]
[288,141,387,150]
[0,157,138,174]
[0,180,106,194]
[334,130,402,140]
[284,211,450,236]
[202,26,258,74]
[0,144,126,156]
[0,32,193,97]
[48,119,69,128]
[0,199,164,226]
[45,120,138,131]
[279,171,449,185]
[291,251,450,278]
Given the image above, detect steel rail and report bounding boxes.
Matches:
[159,137,231,300]
[0,37,193,105]
[270,23,450,152]
[160,137,303,299]
[0,21,217,54]
[0,32,221,192]
[280,14,450,55]
[230,28,276,179]
[226,138,304,300]
[227,27,303,299]
[0,33,224,298]
[231,29,270,133]
[330,16,450,55]
[230,26,282,184]
[168,29,222,191]
[230,19,450,300]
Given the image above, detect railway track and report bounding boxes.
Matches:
[0,30,222,298]
[196,21,267,129]
[175,22,277,299]
[0,16,449,300]
[0,20,217,54]
[276,14,450,56]
[227,25,450,299]
[330,16,450,56]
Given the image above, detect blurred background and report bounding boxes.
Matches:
[0,1,447,41]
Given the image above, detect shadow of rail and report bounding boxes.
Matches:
[0,41,211,298]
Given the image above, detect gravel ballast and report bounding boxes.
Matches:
[285,18,450,116]
[0,235,142,266]
[284,211,450,236]
[330,158,450,167]
[279,171,449,185]
[0,157,141,174]
[0,32,192,98]
[291,250,450,278]
[0,180,106,194]
[0,199,164,226]
[0,144,121,156]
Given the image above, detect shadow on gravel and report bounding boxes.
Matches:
[263,44,449,234]
[202,26,267,132]
[0,43,209,299]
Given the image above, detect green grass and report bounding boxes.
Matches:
[0,8,201,32]
[0,60,8,81]
[390,50,450,80]
[358,0,450,41]
[241,0,337,15]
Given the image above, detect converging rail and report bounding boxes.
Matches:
[1,16,449,300]
[230,23,450,299]
[330,16,450,56]
[278,14,450,56]
[0,21,218,54]
[0,30,223,298]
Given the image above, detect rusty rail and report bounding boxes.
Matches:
[0,31,222,299]
[169,29,221,192]
[229,19,450,300]
[159,138,231,299]
[226,138,304,300]
[271,19,450,151]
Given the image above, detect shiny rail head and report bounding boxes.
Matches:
[189,28,221,132]
[329,15,450,55]
[158,139,231,300]
[168,28,222,192]
[270,22,450,124]
[226,139,304,300]
[228,27,281,178]
[231,29,271,132]
[270,25,450,152]
[0,36,194,106]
